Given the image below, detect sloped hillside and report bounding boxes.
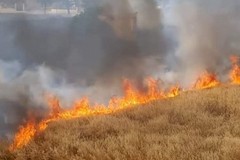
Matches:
[2,86,240,160]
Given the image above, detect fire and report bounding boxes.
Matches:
[230,56,240,84]
[9,78,176,150]
[193,71,220,90]
[167,85,181,98]
[9,120,36,151]
[8,55,240,151]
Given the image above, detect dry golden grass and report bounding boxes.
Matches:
[2,86,240,160]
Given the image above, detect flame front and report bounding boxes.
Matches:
[193,71,220,90]
[230,56,240,84]
[9,55,240,151]
[9,120,36,151]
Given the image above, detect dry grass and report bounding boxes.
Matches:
[2,86,240,160]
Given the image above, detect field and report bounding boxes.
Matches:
[1,86,240,160]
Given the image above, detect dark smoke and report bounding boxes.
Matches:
[13,0,167,84]
[0,0,167,137]
[2,0,240,138]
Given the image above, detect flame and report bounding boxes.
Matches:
[9,120,36,151]
[193,71,220,90]
[230,56,240,84]
[8,55,240,151]
[167,85,181,98]
[9,78,175,150]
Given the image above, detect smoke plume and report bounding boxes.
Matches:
[1,0,240,138]
[0,0,167,137]
[162,0,240,85]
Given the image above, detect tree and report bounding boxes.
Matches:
[37,0,54,14]
[58,0,75,14]
[61,0,71,14]
[81,0,100,9]
[48,0,75,14]
[73,0,82,13]
[0,0,25,8]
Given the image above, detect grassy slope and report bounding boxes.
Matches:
[2,86,240,160]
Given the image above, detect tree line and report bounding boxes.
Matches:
[0,0,84,14]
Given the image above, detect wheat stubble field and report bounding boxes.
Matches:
[1,86,240,160]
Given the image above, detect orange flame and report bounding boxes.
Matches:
[230,56,240,84]
[167,85,181,98]
[9,78,174,150]
[9,55,240,151]
[193,71,220,90]
[9,120,36,151]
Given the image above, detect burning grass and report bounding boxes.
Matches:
[1,56,240,159]
[1,86,240,159]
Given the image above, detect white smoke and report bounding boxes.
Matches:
[160,0,240,86]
